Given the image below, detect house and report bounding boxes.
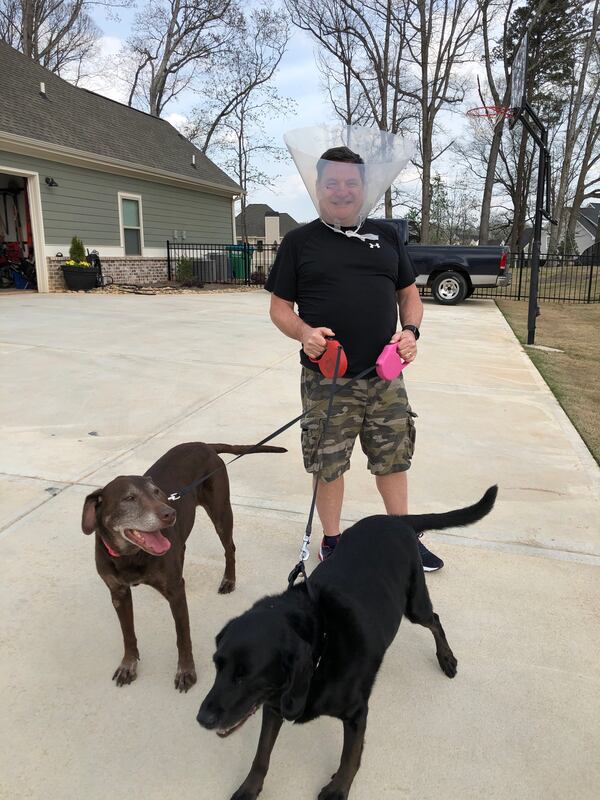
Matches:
[573,204,600,254]
[235,203,300,247]
[0,42,241,292]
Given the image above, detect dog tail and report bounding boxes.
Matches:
[207,443,287,455]
[403,486,498,534]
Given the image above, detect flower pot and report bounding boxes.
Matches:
[62,265,100,291]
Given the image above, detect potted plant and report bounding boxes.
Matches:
[62,237,100,291]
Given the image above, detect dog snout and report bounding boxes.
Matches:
[160,506,176,526]
[197,698,220,729]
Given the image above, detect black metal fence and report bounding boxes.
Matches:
[167,241,279,286]
[471,252,599,303]
[167,243,599,303]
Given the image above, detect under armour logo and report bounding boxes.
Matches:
[369,242,380,249]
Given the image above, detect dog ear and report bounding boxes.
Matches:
[280,638,313,721]
[81,489,103,535]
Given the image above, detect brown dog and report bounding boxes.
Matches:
[81,442,286,691]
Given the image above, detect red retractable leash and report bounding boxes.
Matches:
[309,336,348,378]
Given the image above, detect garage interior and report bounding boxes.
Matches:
[0,172,37,291]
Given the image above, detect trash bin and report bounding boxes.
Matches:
[226,244,255,280]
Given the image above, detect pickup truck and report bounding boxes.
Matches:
[376,219,511,304]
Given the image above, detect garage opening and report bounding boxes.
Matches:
[0,173,37,291]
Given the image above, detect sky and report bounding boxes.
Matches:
[87,2,488,224]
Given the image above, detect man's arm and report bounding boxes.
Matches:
[397,283,423,329]
[390,284,423,362]
[269,294,334,360]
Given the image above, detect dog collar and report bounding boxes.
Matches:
[100,536,121,558]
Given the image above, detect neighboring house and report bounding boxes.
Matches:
[0,42,241,292]
[572,204,600,253]
[235,204,300,247]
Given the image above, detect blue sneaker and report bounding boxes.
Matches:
[418,539,444,572]
[319,534,340,562]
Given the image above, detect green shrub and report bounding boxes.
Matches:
[69,236,86,262]
[176,257,194,282]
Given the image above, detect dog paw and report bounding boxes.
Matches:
[438,650,457,678]
[112,659,138,686]
[218,577,236,594]
[318,784,348,800]
[174,665,197,692]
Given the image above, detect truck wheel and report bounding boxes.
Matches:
[432,271,468,305]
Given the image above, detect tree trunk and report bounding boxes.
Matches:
[21,0,34,58]
[384,188,393,218]
[566,103,600,249]
[420,147,432,243]
[479,122,504,244]
[510,129,529,252]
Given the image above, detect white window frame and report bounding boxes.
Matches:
[118,192,145,256]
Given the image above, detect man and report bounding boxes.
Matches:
[265,146,443,571]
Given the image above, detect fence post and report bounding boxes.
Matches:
[587,262,595,303]
[517,251,524,300]
[167,240,171,282]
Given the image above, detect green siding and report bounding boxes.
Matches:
[0,149,234,247]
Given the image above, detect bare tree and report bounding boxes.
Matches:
[565,95,600,247]
[210,86,295,240]
[126,0,236,117]
[0,1,126,77]
[548,0,600,251]
[400,0,482,242]
[285,0,416,218]
[186,6,290,154]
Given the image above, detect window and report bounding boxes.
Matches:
[119,194,143,255]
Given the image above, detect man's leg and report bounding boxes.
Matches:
[375,471,407,515]
[315,474,344,536]
[364,376,444,572]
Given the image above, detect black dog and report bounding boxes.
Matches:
[197,486,497,799]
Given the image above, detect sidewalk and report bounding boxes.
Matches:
[1,291,598,800]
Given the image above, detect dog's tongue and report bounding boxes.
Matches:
[135,530,171,555]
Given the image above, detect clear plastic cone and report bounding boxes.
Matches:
[284,124,416,229]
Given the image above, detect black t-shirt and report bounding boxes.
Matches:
[264,219,416,376]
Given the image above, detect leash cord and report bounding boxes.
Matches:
[168,360,375,502]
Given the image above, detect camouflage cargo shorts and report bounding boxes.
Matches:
[300,367,417,482]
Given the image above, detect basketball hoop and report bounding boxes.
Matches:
[466,106,516,141]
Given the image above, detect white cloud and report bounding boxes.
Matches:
[164,112,189,133]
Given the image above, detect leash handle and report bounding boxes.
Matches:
[308,334,336,362]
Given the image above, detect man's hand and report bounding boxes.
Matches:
[302,326,335,359]
[390,329,417,363]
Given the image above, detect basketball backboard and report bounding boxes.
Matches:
[510,33,528,118]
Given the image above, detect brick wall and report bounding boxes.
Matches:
[46,257,169,292]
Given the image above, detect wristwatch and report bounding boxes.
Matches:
[402,324,420,341]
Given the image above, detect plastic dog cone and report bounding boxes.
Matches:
[284,124,416,231]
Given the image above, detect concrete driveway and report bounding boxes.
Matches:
[1,291,598,800]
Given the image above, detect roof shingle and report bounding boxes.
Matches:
[0,42,240,193]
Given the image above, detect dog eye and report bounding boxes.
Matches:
[123,495,136,502]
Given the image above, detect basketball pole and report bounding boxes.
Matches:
[515,103,555,345]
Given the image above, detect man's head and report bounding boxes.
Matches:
[316,146,365,227]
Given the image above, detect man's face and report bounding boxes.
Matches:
[316,161,365,226]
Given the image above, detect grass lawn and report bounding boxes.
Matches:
[496,300,600,465]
